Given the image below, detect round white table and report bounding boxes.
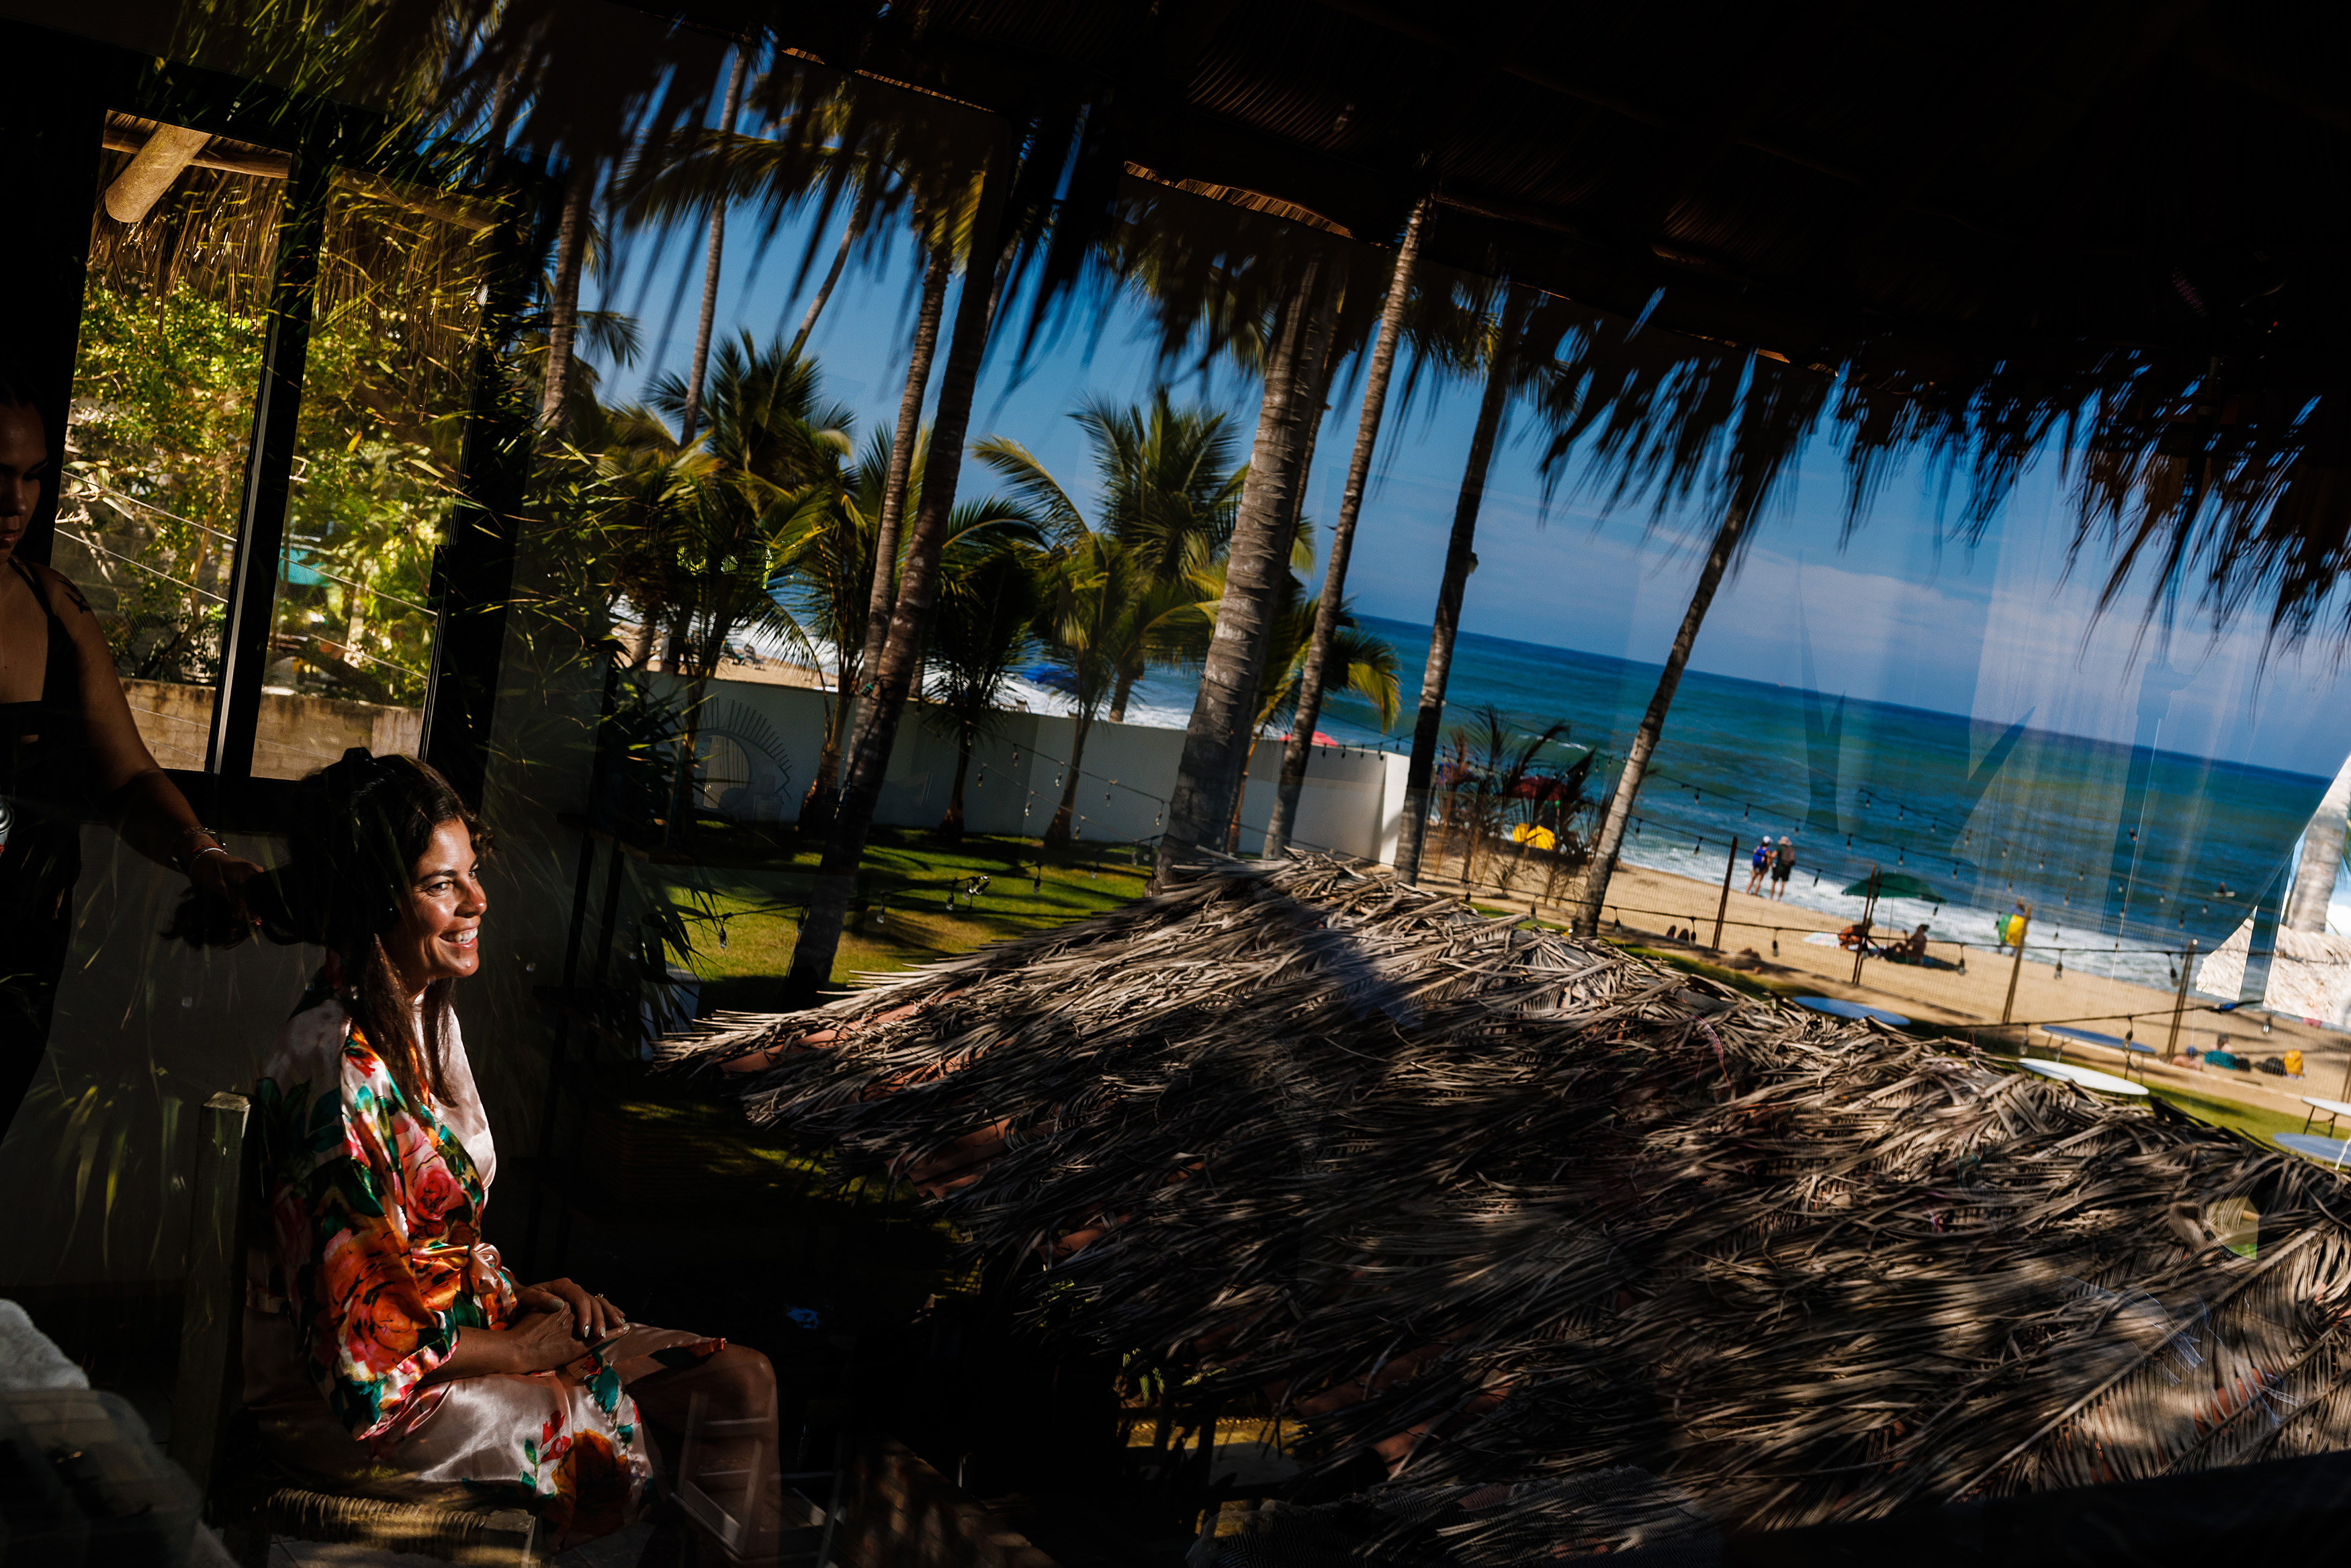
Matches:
[1793,996,1911,1027]
[2039,1025,2156,1080]
[2014,1057,2148,1098]
[2277,1132,2351,1168]
[2299,1096,2351,1134]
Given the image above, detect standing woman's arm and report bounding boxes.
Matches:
[34,561,267,898]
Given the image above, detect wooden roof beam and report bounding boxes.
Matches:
[102,123,212,224]
[102,122,289,179]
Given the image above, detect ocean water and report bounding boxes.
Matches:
[1103,616,2338,995]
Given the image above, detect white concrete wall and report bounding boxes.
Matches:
[671,676,1407,862]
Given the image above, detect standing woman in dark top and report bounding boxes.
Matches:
[0,375,264,1131]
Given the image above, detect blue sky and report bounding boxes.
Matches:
[587,199,2351,778]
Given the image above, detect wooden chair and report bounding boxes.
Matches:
[171,1090,547,1566]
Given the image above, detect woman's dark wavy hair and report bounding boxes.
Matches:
[171,749,490,1108]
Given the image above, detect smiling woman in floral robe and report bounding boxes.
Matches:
[242,988,724,1547]
[217,752,783,1561]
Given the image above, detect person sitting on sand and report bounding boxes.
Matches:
[1837,918,1876,952]
[1883,923,1930,963]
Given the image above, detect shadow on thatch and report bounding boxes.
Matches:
[661,857,2351,1564]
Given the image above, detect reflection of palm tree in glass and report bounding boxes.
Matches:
[629,336,856,834]
[1025,536,1206,848]
[1393,280,1558,883]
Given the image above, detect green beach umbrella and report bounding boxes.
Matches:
[1840,872,1945,903]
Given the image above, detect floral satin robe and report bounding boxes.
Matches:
[244,994,716,1548]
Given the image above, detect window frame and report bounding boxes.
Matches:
[21,39,549,829]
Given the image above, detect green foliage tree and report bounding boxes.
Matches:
[775,426,1036,822]
[644,334,854,679]
[923,535,1043,843]
[975,394,1246,845]
[1025,533,1208,846]
[64,282,261,682]
[68,175,494,710]
[975,389,1243,710]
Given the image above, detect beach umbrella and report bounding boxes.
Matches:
[1841,871,1945,903]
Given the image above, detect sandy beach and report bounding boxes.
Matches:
[1419,854,2351,1125]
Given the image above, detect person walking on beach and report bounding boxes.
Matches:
[1771,836,1795,901]
[1745,835,1773,896]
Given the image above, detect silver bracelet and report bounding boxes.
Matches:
[187,843,230,872]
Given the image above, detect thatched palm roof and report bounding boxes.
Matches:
[666,857,2351,1562]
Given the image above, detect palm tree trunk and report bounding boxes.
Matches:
[1562,487,1758,938]
[1153,253,1333,884]
[787,192,867,362]
[801,653,854,830]
[1225,733,1263,854]
[677,42,750,443]
[1107,667,1136,725]
[1225,287,1337,810]
[629,611,662,670]
[1396,286,1527,883]
[1263,193,1431,857]
[537,165,592,444]
[854,236,952,692]
[939,729,974,842]
[787,140,1010,1001]
[1043,709,1096,846]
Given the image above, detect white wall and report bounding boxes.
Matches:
[672,676,1407,862]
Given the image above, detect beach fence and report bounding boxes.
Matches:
[650,672,1413,863]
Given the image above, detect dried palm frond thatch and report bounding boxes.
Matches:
[663,856,2351,1563]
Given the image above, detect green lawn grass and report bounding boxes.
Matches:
[653,827,1154,1003]
[1615,943,1797,1001]
[2146,1083,2316,1147]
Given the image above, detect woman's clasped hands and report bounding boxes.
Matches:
[515,1275,628,1352]
[433,1275,630,1380]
